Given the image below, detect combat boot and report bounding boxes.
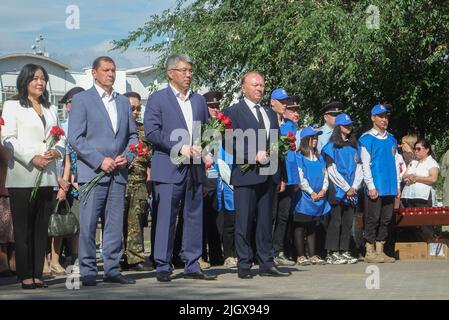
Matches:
[376,241,396,263]
[364,242,384,263]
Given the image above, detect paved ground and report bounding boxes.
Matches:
[1,260,448,300]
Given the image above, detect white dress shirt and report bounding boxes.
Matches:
[244,98,270,138]
[170,84,193,143]
[360,128,401,191]
[297,152,329,195]
[95,84,118,133]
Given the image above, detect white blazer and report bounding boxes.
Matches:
[1,100,66,188]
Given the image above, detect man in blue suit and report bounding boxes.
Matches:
[144,54,216,282]
[68,56,138,286]
[224,71,291,279]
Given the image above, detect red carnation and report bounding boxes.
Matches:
[49,126,65,143]
[217,112,225,121]
[223,117,232,129]
[0,116,4,126]
[287,132,295,138]
[290,143,296,151]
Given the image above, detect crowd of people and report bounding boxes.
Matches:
[0,53,445,289]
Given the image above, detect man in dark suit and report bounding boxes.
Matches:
[224,71,292,279]
[144,54,216,282]
[68,56,138,286]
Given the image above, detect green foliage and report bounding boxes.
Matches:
[113,0,449,159]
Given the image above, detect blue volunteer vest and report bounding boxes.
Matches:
[359,131,398,196]
[280,119,300,185]
[216,147,235,212]
[321,142,360,206]
[294,154,331,216]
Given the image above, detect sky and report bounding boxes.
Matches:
[0,0,185,70]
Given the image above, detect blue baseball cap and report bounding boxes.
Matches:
[300,126,323,140]
[271,87,290,100]
[335,113,353,126]
[371,104,390,116]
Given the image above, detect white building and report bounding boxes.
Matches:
[0,53,167,120]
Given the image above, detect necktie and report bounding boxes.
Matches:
[254,104,266,130]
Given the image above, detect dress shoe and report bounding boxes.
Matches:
[34,280,48,288]
[128,262,154,272]
[259,266,291,277]
[156,271,172,282]
[182,270,217,280]
[21,282,36,290]
[81,276,97,286]
[103,273,136,284]
[238,269,253,279]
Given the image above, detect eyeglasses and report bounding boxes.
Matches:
[170,68,194,74]
[131,105,141,112]
[414,147,422,152]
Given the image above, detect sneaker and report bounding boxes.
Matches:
[340,251,358,264]
[326,252,347,265]
[198,258,211,270]
[223,257,238,269]
[296,256,311,266]
[274,253,296,266]
[309,255,326,265]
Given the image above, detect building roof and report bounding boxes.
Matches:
[0,53,70,70]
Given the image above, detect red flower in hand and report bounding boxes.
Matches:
[0,116,4,126]
[49,126,65,143]
[217,112,225,121]
[223,117,232,129]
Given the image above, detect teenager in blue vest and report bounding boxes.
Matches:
[293,127,331,266]
[215,146,238,269]
[322,114,363,265]
[272,100,301,267]
[359,104,400,263]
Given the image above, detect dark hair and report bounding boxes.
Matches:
[331,125,358,148]
[15,64,50,108]
[415,138,432,156]
[92,56,115,70]
[299,136,319,158]
[123,92,141,101]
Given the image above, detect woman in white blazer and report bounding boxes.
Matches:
[1,64,65,289]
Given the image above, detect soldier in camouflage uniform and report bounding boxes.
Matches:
[122,92,153,271]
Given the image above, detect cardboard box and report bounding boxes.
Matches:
[428,243,449,260]
[395,242,428,260]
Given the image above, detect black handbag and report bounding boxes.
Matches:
[48,200,80,237]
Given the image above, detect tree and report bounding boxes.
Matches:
[114,0,449,159]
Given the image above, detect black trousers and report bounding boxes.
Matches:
[217,210,236,258]
[364,196,395,244]
[234,178,276,271]
[202,179,223,264]
[272,185,294,256]
[8,187,53,281]
[325,202,354,252]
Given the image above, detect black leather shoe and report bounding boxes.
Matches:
[238,269,253,279]
[128,262,154,272]
[259,266,291,277]
[34,280,48,288]
[103,273,136,284]
[21,282,36,290]
[82,276,97,286]
[156,271,172,282]
[183,270,217,280]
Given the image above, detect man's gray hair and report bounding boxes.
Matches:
[165,54,193,70]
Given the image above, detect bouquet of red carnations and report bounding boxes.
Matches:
[240,131,297,173]
[175,112,232,165]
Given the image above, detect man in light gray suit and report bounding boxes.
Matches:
[68,56,138,286]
